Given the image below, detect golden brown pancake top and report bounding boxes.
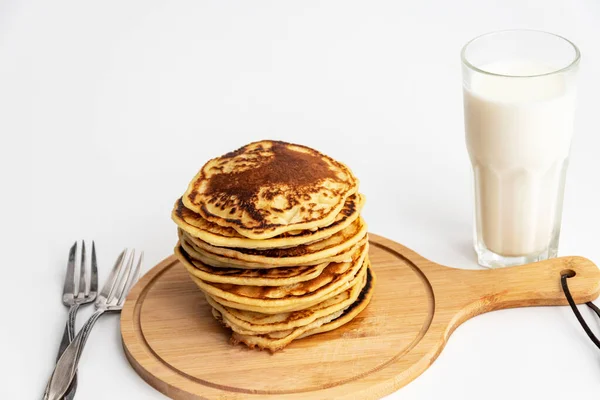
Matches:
[184,140,357,233]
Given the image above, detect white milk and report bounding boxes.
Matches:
[464,61,576,257]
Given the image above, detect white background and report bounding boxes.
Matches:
[2,1,600,399]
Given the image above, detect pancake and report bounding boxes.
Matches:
[182,140,359,239]
[176,244,330,286]
[189,242,367,306]
[298,264,375,338]
[214,308,345,352]
[205,269,367,333]
[226,266,375,352]
[172,193,365,249]
[179,217,368,268]
[203,256,368,314]
[181,234,365,270]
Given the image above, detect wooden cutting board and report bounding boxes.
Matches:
[121,234,600,400]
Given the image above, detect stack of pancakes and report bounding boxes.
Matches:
[172,140,375,352]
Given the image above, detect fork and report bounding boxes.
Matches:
[44,248,143,400]
[51,241,98,400]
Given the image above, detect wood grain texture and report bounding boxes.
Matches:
[121,234,600,400]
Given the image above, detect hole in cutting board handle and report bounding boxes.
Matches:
[560,270,600,350]
[561,269,576,278]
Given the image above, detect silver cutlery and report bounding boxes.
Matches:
[44,248,143,400]
[48,241,98,400]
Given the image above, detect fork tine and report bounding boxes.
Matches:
[63,242,77,296]
[118,251,143,306]
[109,250,135,304]
[78,241,87,297]
[90,241,98,295]
[100,249,127,300]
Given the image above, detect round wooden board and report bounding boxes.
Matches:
[121,234,436,399]
[121,234,600,399]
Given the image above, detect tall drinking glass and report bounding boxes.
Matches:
[462,30,580,268]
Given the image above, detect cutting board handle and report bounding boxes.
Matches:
[436,256,600,319]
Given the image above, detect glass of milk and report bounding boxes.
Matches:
[462,30,580,268]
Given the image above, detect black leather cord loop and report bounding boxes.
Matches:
[560,273,600,350]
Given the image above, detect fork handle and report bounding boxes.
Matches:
[45,309,105,400]
[55,305,80,400]
[58,304,79,360]
[43,304,82,399]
